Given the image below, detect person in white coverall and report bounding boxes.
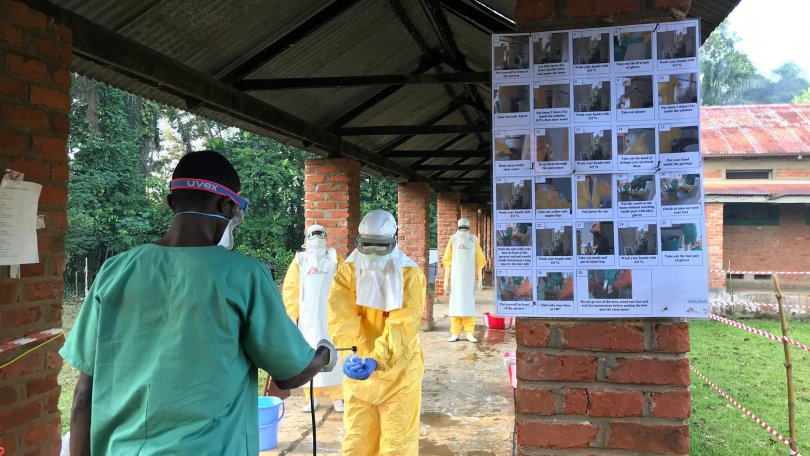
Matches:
[328,209,425,455]
[443,218,487,342]
[283,225,345,412]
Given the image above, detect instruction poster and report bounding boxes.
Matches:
[492,20,708,318]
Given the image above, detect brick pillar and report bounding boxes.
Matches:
[0,1,72,455]
[514,2,692,454]
[481,209,494,285]
[304,158,361,258]
[397,182,435,329]
[706,203,725,290]
[435,192,460,296]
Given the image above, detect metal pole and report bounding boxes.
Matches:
[774,274,798,455]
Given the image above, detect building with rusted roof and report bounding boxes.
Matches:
[703,104,810,296]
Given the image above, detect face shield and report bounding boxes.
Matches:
[355,234,397,257]
[356,209,398,258]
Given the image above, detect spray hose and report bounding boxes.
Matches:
[310,346,356,456]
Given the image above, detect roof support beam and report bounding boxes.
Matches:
[335,124,490,135]
[387,149,487,158]
[24,0,449,192]
[413,164,488,171]
[217,0,362,84]
[237,72,491,90]
[326,58,436,130]
[374,97,471,155]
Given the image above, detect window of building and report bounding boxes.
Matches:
[754,274,772,280]
[724,203,780,226]
[725,170,771,179]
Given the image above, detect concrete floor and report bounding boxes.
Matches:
[261,288,516,456]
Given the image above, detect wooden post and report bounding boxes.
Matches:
[774,274,798,454]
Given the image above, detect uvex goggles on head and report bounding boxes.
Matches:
[458,225,470,231]
[169,178,249,215]
[356,234,396,256]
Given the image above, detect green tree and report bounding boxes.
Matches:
[360,172,398,219]
[700,20,762,105]
[750,62,810,104]
[66,76,165,291]
[794,88,810,104]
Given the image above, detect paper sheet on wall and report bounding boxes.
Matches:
[492,20,709,318]
[0,180,43,265]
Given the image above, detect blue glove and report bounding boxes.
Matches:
[343,355,377,380]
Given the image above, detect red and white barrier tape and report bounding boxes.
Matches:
[709,313,810,355]
[711,270,810,276]
[690,364,800,455]
[785,336,810,354]
[0,328,63,355]
[709,313,782,342]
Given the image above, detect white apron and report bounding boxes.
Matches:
[449,233,477,317]
[296,249,343,388]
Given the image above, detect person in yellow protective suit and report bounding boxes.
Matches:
[283,225,345,412]
[443,218,487,342]
[328,209,426,456]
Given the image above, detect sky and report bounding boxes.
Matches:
[725,0,810,78]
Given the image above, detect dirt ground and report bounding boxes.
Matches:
[261,288,516,456]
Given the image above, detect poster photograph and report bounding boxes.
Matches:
[616,174,656,218]
[537,270,575,315]
[535,176,573,220]
[493,130,532,174]
[658,72,699,119]
[572,29,610,75]
[493,34,530,80]
[493,83,532,126]
[613,24,654,73]
[657,22,698,71]
[617,220,659,266]
[617,126,657,170]
[535,127,572,173]
[536,223,574,268]
[533,81,571,123]
[532,31,570,77]
[574,126,613,172]
[494,176,533,221]
[615,75,655,121]
[573,78,612,122]
[495,222,533,268]
[658,123,700,168]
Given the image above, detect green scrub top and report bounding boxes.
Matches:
[60,244,315,455]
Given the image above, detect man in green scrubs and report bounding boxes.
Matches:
[61,151,335,455]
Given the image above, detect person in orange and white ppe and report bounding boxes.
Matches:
[443,218,487,343]
[282,225,345,413]
[327,209,425,456]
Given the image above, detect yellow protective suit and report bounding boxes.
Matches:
[282,253,345,402]
[328,263,426,456]
[442,233,486,336]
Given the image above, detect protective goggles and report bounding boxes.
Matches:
[356,234,396,256]
[307,231,327,239]
[169,178,249,214]
[458,226,470,231]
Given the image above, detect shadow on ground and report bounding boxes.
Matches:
[262,288,515,455]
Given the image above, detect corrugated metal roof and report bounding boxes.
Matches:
[704,180,810,198]
[702,104,810,156]
[45,0,739,200]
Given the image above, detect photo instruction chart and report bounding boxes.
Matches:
[491,20,709,318]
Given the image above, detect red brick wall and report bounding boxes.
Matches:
[515,2,692,454]
[303,159,360,258]
[704,169,721,178]
[706,203,725,288]
[0,1,72,454]
[435,192,460,296]
[397,182,434,328]
[516,319,691,454]
[724,204,810,281]
[775,168,810,179]
[516,0,691,28]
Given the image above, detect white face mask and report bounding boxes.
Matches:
[175,210,243,250]
[306,237,327,250]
